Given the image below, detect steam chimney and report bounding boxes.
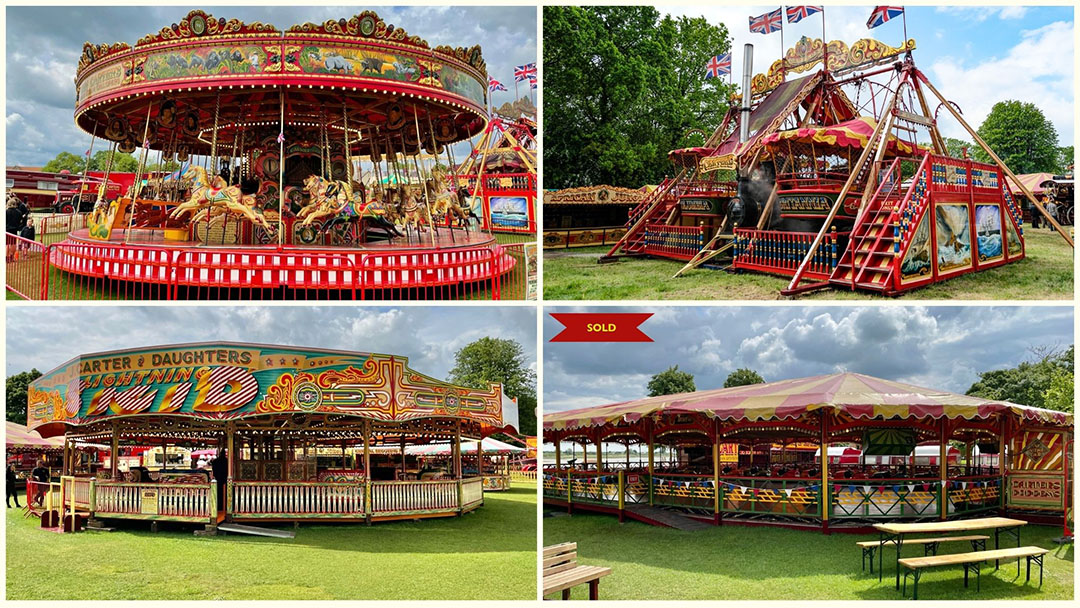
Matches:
[739,43,753,144]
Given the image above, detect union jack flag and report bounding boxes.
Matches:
[786,6,823,24]
[488,76,507,92]
[704,53,732,79]
[867,6,904,29]
[514,63,537,82]
[529,76,537,90]
[749,8,783,34]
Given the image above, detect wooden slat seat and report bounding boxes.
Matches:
[543,542,613,600]
[857,535,990,573]
[900,546,1050,599]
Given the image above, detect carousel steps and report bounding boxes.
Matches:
[217,523,296,539]
[624,505,713,531]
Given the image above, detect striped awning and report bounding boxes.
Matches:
[544,372,1072,431]
[6,421,64,451]
[761,117,923,157]
[407,437,526,456]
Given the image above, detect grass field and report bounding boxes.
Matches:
[6,483,537,600]
[542,508,1073,600]
[543,229,1073,300]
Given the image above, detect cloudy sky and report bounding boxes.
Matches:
[5,6,537,167]
[666,5,1074,146]
[6,306,537,380]
[544,306,1074,412]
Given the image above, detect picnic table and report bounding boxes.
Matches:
[873,517,1027,590]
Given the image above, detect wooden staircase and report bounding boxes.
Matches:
[830,154,933,293]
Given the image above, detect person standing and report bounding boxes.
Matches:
[6,465,21,508]
[210,449,228,511]
[1045,198,1059,229]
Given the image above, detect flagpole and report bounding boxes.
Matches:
[902,7,909,54]
[779,9,786,79]
[821,7,828,70]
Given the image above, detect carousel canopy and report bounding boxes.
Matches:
[544,372,1072,431]
[761,116,922,157]
[407,437,526,456]
[74,10,489,158]
[27,342,506,439]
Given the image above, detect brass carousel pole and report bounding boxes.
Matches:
[411,109,438,246]
[126,101,155,243]
[278,90,285,246]
[80,124,98,212]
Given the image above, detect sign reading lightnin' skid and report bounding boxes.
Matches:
[27,343,503,434]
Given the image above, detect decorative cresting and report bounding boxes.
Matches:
[751,36,917,96]
[74,9,488,149]
[27,342,503,436]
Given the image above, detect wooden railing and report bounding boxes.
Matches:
[510,469,538,481]
[462,477,484,508]
[371,479,461,515]
[94,482,214,522]
[733,227,847,279]
[231,481,364,518]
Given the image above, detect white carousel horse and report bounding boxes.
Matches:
[169,166,271,230]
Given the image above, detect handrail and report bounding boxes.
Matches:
[848,156,903,289]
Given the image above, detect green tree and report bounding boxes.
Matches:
[147,160,181,172]
[647,364,696,396]
[724,368,764,388]
[543,6,734,189]
[5,369,42,425]
[1043,367,1074,413]
[973,100,1059,173]
[447,337,536,435]
[42,151,87,174]
[89,150,140,173]
[967,345,1073,412]
[942,137,974,159]
[1056,145,1074,174]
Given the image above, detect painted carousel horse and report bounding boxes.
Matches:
[169,166,272,231]
[427,166,471,229]
[391,186,434,240]
[299,175,401,238]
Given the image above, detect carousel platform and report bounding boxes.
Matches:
[48,228,516,294]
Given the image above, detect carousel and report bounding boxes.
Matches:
[26,342,515,533]
[56,10,518,297]
[408,436,526,491]
[542,373,1072,532]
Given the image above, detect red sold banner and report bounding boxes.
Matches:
[549,313,653,342]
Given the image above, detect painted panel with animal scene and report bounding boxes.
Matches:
[294,45,485,107]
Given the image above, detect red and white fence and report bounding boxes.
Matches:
[8,239,526,300]
[5,233,47,300]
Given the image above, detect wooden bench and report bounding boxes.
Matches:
[900,546,1049,599]
[543,542,613,600]
[857,535,989,573]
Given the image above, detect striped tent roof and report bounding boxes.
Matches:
[6,421,64,451]
[543,372,1072,431]
[407,437,526,456]
[1005,172,1054,197]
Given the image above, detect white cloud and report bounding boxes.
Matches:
[929,20,1073,143]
